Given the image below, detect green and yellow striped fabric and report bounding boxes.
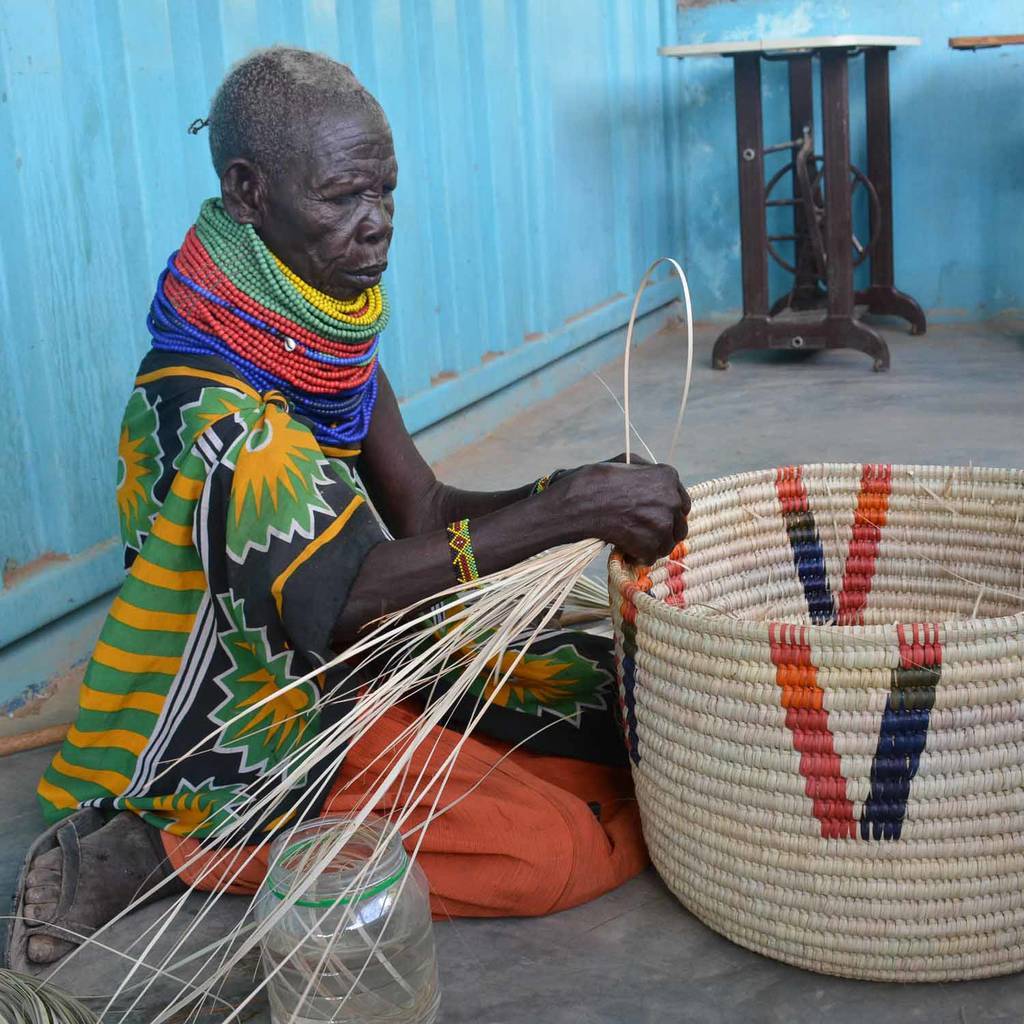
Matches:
[38,352,384,837]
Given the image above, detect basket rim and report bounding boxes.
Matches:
[609,461,1024,640]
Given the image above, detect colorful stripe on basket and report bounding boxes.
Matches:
[836,465,892,626]
[775,467,836,624]
[616,568,651,766]
[769,622,857,839]
[618,625,641,766]
[859,623,941,840]
[614,544,687,765]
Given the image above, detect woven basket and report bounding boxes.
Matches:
[609,463,1024,981]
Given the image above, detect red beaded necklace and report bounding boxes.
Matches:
[162,228,381,395]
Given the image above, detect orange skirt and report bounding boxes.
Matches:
[162,704,648,918]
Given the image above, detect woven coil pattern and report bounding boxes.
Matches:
[609,463,1024,981]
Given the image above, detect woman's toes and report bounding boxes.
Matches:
[27,934,75,965]
[31,847,63,872]
[24,900,57,922]
[26,883,62,905]
[26,864,61,889]
[20,814,178,968]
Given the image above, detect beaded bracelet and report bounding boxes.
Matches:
[446,519,480,584]
[531,468,567,495]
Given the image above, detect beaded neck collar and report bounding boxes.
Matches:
[147,199,388,446]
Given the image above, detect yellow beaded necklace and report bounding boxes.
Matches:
[273,255,384,326]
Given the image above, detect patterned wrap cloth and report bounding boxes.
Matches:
[38,204,624,842]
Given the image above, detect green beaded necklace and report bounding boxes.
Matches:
[194,199,389,344]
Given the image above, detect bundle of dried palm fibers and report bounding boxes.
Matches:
[39,257,693,1024]
[0,968,98,1024]
[103,540,605,1023]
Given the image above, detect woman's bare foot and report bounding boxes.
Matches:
[23,812,182,965]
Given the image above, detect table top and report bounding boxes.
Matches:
[949,34,1024,50]
[659,35,921,59]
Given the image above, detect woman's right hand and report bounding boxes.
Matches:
[338,453,688,648]
[549,461,690,564]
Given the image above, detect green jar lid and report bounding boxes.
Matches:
[267,837,408,909]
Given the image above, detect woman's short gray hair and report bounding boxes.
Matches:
[208,46,386,181]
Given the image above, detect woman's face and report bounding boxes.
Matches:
[248,103,398,302]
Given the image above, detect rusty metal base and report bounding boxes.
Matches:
[854,284,927,336]
[769,284,927,337]
[769,284,829,316]
[712,314,890,371]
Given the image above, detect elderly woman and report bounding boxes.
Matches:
[10,47,688,971]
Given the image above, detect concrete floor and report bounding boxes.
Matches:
[5,318,1024,1022]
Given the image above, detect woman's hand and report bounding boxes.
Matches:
[547,461,690,564]
[340,395,688,646]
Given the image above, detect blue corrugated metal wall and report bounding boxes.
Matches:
[0,0,684,700]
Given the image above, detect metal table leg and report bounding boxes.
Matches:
[770,55,827,314]
[712,55,770,369]
[819,49,889,370]
[855,47,927,335]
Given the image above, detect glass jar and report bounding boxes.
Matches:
[253,814,440,1024]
